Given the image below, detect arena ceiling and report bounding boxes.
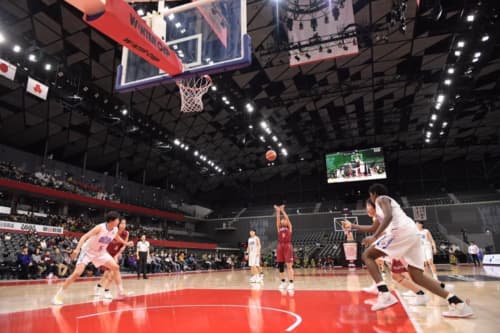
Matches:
[0,0,499,194]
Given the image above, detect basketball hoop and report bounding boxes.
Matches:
[176,75,213,113]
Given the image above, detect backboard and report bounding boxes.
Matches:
[116,0,251,92]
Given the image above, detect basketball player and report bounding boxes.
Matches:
[94,217,129,299]
[344,199,429,306]
[416,221,439,280]
[361,184,472,317]
[52,211,133,305]
[246,229,262,283]
[275,205,294,290]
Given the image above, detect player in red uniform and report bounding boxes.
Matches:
[94,218,130,299]
[275,205,294,290]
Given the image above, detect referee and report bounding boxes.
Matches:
[136,234,150,279]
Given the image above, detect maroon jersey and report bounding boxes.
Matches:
[278,227,291,244]
[106,230,129,256]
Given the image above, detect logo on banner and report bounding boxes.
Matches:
[26,77,49,100]
[21,224,37,232]
[0,58,17,80]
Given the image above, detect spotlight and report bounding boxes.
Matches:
[28,54,36,62]
[425,138,430,143]
[473,52,481,58]
[184,146,189,151]
[481,34,489,42]
[175,22,181,28]
[121,108,128,116]
[0,33,5,43]
[259,136,265,142]
[310,18,318,32]
[454,50,461,56]
[429,123,434,127]
[245,103,254,113]
[13,45,21,53]
[260,121,268,129]
[168,14,175,21]
[466,14,474,22]
[426,131,432,138]
[174,139,180,146]
[439,131,444,135]
[194,151,199,156]
[437,94,445,103]
[444,79,451,85]
[44,63,52,71]
[211,85,217,91]
[457,41,465,48]
[472,58,478,63]
[447,68,455,74]
[272,135,278,142]
[248,125,253,129]
[431,114,437,121]
[442,122,448,127]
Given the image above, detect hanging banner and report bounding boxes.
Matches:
[287,0,358,66]
[0,220,63,235]
[412,206,427,221]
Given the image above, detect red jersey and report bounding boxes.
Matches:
[278,227,291,244]
[106,230,129,256]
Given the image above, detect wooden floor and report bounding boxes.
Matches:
[0,265,498,333]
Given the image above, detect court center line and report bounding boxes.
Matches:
[76,304,303,332]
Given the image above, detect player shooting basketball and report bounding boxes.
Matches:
[275,205,294,291]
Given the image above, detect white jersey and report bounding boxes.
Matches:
[418,229,431,248]
[375,196,417,237]
[248,236,259,254]
[82,223,118,255]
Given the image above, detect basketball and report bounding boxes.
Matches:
[266,150,277,161]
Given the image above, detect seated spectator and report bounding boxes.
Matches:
[127,254,138,272]
[41,250,57,279]
[17,247,36,279]
[54,248,68,277]
[31,248,44,277]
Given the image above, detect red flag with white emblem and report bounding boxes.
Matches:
[26,76,49,100]
[0,58,17,80]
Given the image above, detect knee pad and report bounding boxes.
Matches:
[278,262,285,273]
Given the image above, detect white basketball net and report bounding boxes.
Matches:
[176,75,213,113]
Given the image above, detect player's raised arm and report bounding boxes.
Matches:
[274,205,281,232]
[281,206,292,233]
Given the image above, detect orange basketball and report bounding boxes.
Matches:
[266,150,277,161]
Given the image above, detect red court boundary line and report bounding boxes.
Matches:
[0,268,245,287]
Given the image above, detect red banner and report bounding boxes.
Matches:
[64,231,216,250]
[82,0,183,76]
[0,178,184,221]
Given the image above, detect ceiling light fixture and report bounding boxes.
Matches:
[13,45,21,53]
[466,14,474,22]
[28,54,36,62]
[454,50,461,56]
[0,33,5,43]
[444,79,452,85]
[481,34,489,42]
[44,63,52,71]
[437,94,445,103]
[174,139,180,146]
[457,41,465,48]
[431,114,437,121]
[447,68,455,74]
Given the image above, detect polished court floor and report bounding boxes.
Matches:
[0,265,499,333]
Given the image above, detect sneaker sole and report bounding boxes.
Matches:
[371,298,398,311]
[442,311,474,318]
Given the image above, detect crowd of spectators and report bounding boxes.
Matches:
[1,231,241,280]
[0,161,119,202]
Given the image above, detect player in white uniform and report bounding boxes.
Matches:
[344,199,429,306]
[416,221,438,280]
[246,229,262,283]
[52,211,133,305]
[361,184,473,318]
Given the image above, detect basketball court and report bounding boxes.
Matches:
[1,0,500,332]
[1,266,499,333]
